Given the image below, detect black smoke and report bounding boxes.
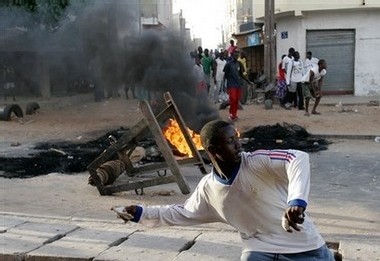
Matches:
[0,0,220,131]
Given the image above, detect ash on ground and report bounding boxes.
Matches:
[240,123,329,152]
[0,123,329,178]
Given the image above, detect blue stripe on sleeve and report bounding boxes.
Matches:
[131,205,143,222]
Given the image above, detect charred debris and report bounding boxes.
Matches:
[0,123,329,178]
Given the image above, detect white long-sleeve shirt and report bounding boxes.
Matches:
[132,149,325,254]
[286,60,304,85]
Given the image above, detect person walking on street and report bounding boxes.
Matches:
[212,50,228,103]
[201,48,214,95]
[223,51,246,121]
[302,59,327,116]
[113,120,334,261]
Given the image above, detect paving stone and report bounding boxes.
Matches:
[0,215,26,232]
[26,226,132,260]
[1,221,79,259]
[8,221,79,241]
[175,230,242,261]
[94,228,201,261]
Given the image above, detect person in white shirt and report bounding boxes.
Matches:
[285,51,304,110]
[304,51,319,73]
[302,59,327,116]
[282,47,295,73]
[212,50,228,103]
[193,56,207,95]
[113,120,334,261]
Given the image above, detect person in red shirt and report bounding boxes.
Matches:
[275,54,288,108]
[227,39,238,58]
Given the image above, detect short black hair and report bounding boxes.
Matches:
[307,51,312,56]
[200,120,230,149]
[318,59,326,65]
[289,47,295,54]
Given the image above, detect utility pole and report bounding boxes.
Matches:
[264,0,276,86]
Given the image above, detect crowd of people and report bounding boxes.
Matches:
[191,39,252,122]
[276,48,327,116]
[191,41,327,121]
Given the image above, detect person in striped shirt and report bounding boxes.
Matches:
[113,120,333,261]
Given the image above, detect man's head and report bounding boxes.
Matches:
[204,48,209,57]
[222,50,228,59]
[288,47,295,57]
[318,59,327,71]
[200,120,242,164]
[230,39,235,46]
[293,51,300,61]
[306,51,312,60]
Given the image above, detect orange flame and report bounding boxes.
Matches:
[162,118,203,157]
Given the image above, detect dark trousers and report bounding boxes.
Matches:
[296,82,304,109]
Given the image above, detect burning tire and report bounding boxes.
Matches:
[0,104,23,121]
[25,102,40,115]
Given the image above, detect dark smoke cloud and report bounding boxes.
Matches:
[1,1,220,131]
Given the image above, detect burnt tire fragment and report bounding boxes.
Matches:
[25,102,40,115]
[0,104,24,121]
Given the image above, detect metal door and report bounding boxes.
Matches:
[306,30,355,94]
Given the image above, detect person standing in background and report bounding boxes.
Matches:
[304,51,319,73]
[201,48,214,95]
[197,46,203,59]
[238,51,249,105]
[275,54,288,108]
[223,51,245,121]
[227,39,238,58]
[303,59,327,116]
[282,47,295,73]
[285,51,304,110]
[193,56,207,96]
[213,50,228,103]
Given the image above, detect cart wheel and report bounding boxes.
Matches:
[157,169,167,177]
[135,188,144,195]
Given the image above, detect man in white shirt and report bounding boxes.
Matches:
[282,47,295,73]
[212,50,228,103]
[113,120,334,261]
[303,59,327,116]
[285,51,304,110]
[304,51,319,73]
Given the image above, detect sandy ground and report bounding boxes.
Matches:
[2,95,380,252]
[2,95,380,147]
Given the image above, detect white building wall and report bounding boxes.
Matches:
[276,9,380,96]
[157,0,173,27]
[253,0,380,20]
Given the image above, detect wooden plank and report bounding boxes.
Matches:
[103,175,177,195]
[163,92,208,175]
[139,100,191,195]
